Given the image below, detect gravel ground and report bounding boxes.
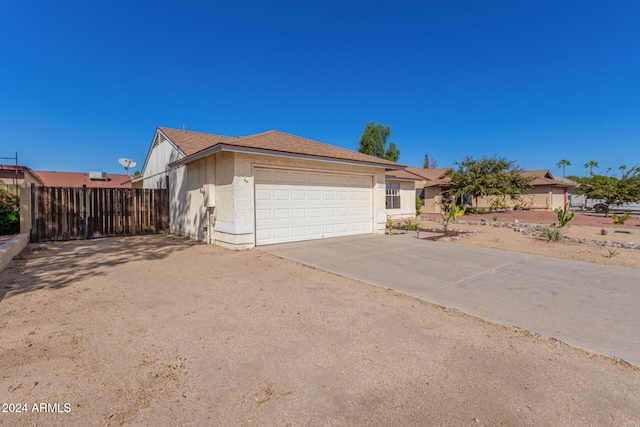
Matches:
[1,235,639,426]
[419,210,640,269]
[421,209,640,229]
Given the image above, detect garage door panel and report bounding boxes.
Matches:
[292,190,306,200]
[308,225,322,236]
[323,224,336,234]
[256,229,272,241]
[255,189,272,201]
[274,190,289,200]
[256,209,272,221]
[274,228,290,239]
[255,169,373,245]
[308,207,322,218]
[274,209,290,220]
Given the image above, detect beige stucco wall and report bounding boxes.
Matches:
[385,180,417,219]
[421,187,445,214]
[234,152,387,248]
[168,151,388,249]
[0,171,42,194]
[168,156,220,243]
[421,186,570,212]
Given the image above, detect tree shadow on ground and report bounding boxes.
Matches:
[0,234,200,302]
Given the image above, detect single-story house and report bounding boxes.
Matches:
[384,169,422,219]
[134,127,410,249]
[35,171,132,188]
[0,165,44,194]
[408,167,576,213]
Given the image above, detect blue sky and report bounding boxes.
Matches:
[1,1,638,177]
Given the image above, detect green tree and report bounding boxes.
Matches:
[584,160,599,176]
[556,159,571,177]
[445,156,532,211]
[574,166,640,216]
[0,190,20,235]
[358,121,400,162]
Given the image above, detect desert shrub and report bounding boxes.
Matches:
[415,196,422,215]
[612,212,631,225]
[386,215,393,235]
[442,202,466,233]
[0,190,20,235]
[404,217,419,231]
[488,196,510,211]
[542,225,562,241]
[554,204,575,227]
[478,207,486,214]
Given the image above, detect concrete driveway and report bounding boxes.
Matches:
[260,233,640,366]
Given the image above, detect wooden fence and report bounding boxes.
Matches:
[30,185,169,242]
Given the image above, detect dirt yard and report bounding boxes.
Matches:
[419,210,640,269]
[1,235,639,426]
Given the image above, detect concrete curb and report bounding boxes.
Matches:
[0,234,29,273]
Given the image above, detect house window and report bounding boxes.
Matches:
[386,182,400,209]
[456,194,472,206]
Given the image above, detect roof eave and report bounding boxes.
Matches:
[169,144,405,170]
[387,177,422,182]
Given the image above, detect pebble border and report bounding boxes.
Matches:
[420,218,640,250]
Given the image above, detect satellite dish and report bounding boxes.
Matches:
[118,158,137,176]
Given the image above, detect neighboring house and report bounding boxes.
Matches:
[384,169,422,219]
[134,127,406,249]
[410,167,576,213]
[514,170,576,210]
[405,167,453,214]
[35,171,132,188]
[0,164,44,194]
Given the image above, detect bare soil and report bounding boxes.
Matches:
[419,210,640,269]
[1,235,639,426]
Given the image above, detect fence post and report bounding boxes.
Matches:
[82,185,87,239]
[165,175,170,233]
[29,183,36,242]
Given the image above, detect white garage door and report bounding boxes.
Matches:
[255,168,373,246]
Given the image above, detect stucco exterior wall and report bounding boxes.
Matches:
[551,187,568,210]
[0,171,42,193]
[168,156,217,242]
[233,152,386,248]
[422,187,444,213]
[422,186,569,212]
[385,180,417,219]
[167,151,390,249]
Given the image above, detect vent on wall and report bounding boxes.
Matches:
[89,171,107,180]
[153,132,167,148]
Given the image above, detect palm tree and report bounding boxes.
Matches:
[556,159,571,177]
[619,165,627,178]
[584,160,599,176]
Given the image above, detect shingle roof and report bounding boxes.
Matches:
[521,170,577,187]
[385,169,422,181]
[405,167,452,181]
[35,171,132,188]
[160,127,403,168]
[158,127,240,156]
